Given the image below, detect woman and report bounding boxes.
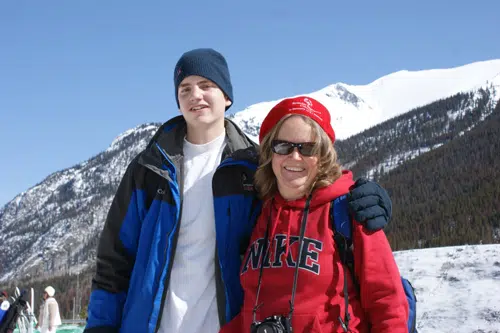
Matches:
[221,96,409,333]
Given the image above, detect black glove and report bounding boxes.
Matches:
[348,178,392,231]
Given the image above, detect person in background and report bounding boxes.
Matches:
[0,291,10,326]
[36,286,61,333]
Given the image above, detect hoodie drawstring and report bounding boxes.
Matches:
[267,199,302,260]
[268,205,282,261]
[284,210,293,258]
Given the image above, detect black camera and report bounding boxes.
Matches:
[251,315,292,333]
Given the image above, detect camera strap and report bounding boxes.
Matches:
[252,194,313,324]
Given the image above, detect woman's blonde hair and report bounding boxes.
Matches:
[254,114,342,200]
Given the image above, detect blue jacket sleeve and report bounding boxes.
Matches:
[84,157,147,332]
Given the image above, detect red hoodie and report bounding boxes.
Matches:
[220,171,409,333]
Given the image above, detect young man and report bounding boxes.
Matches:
[84,48,393,333]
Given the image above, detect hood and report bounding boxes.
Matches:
[263,170,354,259]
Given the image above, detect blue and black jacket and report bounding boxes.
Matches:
[84,116,261,333]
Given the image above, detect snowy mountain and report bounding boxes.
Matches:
[229,59,500,141]
[337,75,500,179]
[0,124,159,282]
[0,59,499,284]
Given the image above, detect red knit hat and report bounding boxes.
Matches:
[259,96,335,143]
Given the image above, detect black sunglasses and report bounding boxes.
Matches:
[271,140,316,157]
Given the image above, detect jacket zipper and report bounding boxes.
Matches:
[145,143,183,333]
[213,159,258,325]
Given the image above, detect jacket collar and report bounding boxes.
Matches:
[139,115,257,173]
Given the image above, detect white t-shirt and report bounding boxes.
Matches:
[158,131,227,333]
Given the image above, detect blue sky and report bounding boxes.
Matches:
[1,0,499,206]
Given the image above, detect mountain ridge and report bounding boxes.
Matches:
[229,59,500,141]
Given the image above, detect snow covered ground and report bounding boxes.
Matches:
[395,244,500,333]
